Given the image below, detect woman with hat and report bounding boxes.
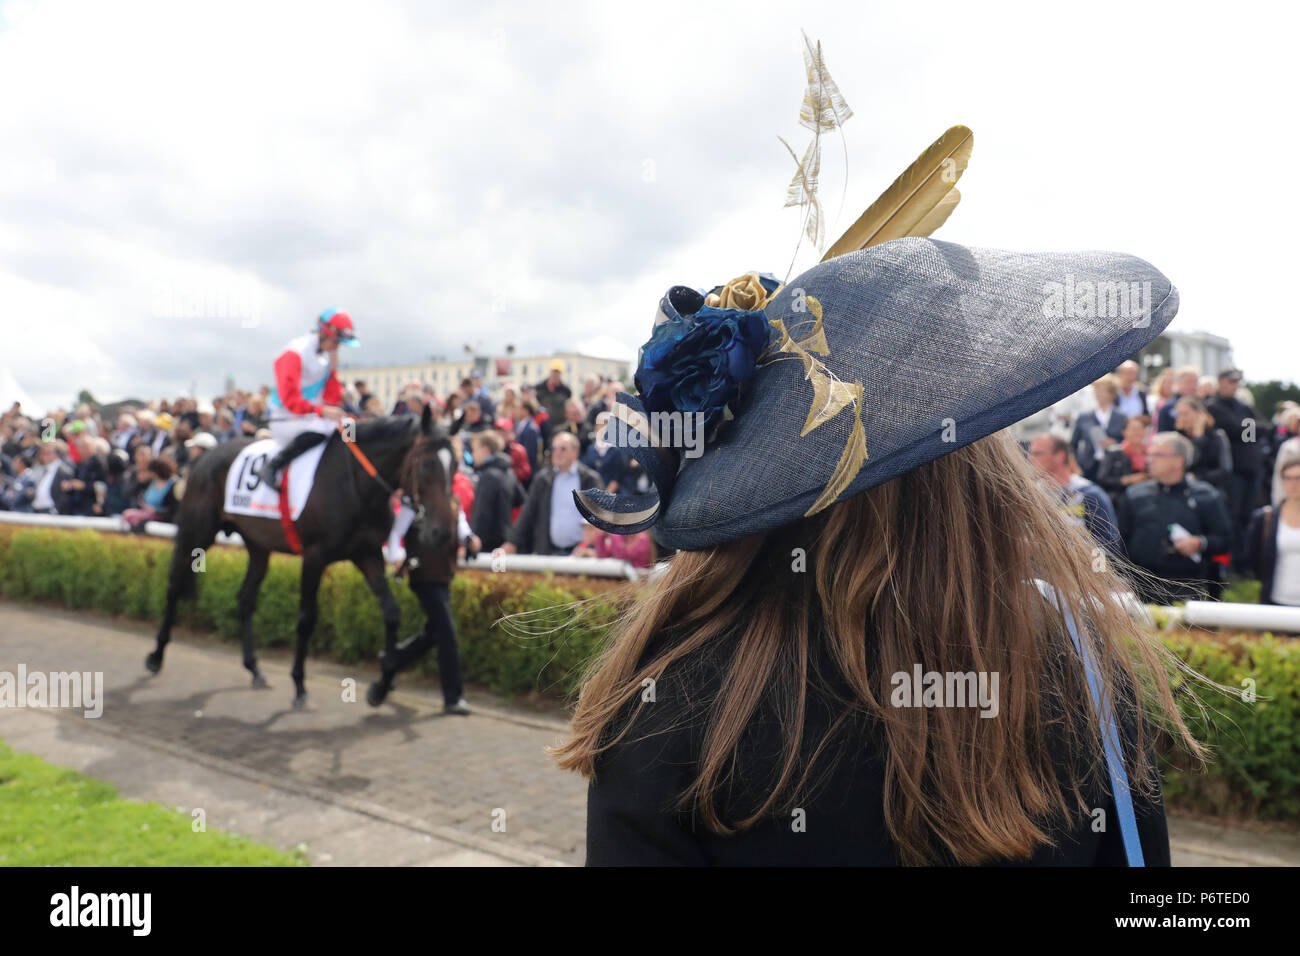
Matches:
[553,240,1204,866]
[255,309,359,492]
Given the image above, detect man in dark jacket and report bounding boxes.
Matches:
[62,430,107,516]
[467,432,522,552]
[535,360,572,425]
[29,441,76,514]
[1117,432,1232,603]
[500,432,600,556]
[1205,368,1262,562]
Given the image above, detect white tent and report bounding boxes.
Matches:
[0,366,44,419]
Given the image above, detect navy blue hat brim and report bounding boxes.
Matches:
[652,238,1178,551]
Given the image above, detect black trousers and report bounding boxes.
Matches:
[381,579,463,706]
[1226,470,1260,564]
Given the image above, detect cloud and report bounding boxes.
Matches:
[1,0,1295,413]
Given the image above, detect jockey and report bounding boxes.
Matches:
[254,309,359,492]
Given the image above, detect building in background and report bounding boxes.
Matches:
[340,351,633,413]
[1012,329,1237,445]
[1136,330,1234,383]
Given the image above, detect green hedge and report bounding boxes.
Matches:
[1,525,1297,823]
[0,525,623,700]
[1159,631,1300,822]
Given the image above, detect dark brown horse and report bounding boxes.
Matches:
[146,405,458,708]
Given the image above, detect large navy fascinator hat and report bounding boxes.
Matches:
[575,126,1178,552]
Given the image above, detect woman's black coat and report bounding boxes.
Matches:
[1242,505,1288,606]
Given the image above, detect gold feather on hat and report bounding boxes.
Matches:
[821,124,973,260]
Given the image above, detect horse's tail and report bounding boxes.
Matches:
[165,454,228,602]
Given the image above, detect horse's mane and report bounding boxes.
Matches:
[353,415,421,446]
[353,414,451,454]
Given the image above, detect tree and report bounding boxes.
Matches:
[1246,379,1300,420]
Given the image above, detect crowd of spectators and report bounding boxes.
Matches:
[6,357,1297,593]
[0,363,657,568]
[1027,361,1300,607]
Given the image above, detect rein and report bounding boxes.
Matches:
[337,419,425,523]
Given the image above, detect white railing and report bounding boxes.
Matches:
[0,510,245,546]
[1165,601,1300,634]
[0,511,645,580]
[458,552,641,580]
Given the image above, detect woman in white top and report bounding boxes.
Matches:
[1244,454,1300,607]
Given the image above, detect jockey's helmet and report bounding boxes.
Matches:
[318,309,360,346]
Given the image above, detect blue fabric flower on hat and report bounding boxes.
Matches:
[635,277,777,433]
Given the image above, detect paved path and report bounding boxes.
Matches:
[1,602,584,866]
[2,601,1296,867]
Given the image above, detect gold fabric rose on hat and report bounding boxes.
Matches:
[705,272,782,312]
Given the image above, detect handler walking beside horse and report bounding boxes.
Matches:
[367,489,474,714]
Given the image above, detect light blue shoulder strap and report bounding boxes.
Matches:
[1032,579,1144,866]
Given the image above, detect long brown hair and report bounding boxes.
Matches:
[552,429,1205,864]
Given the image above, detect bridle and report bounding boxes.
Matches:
[335,419,423,525]
[334,419,454,548]
[398,430,456,547]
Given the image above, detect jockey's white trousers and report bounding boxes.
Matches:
[269,414,337,446]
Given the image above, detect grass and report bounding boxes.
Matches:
[0,740,306,866]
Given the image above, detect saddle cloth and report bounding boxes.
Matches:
[223,437,328,522]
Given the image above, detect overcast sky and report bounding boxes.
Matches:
[2,0,1295,414]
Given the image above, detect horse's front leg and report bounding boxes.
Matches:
[353,550,401,657]
[291,553,327,709]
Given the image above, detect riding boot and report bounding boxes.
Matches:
[255,430,329,493]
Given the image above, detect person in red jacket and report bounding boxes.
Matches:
[255,310,359,492]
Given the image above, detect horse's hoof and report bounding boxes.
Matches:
[366,680,391,707]
[250,671,268,689]
[144,652,162,675]
[292,692,308,710]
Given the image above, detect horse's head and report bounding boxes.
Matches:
[401,404,459,556]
